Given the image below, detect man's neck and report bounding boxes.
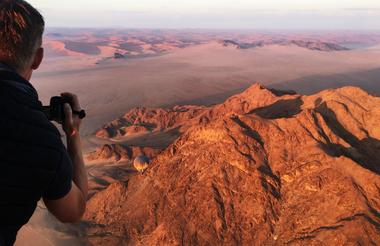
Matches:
[0,61,31,81]
[19,70,32,81]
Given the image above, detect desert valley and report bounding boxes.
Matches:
[14,29,380,245]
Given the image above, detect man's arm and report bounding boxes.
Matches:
[43,93,88,223]
[66,130,88,201]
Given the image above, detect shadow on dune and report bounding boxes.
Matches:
[270,67,380,96]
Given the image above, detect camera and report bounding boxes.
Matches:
[43,96,86,124]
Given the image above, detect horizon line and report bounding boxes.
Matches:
[44,27,380,32]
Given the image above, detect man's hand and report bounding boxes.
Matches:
[61,92,82,137]
[44,92,88,223]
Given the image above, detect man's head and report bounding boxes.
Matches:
[0,0,44,80]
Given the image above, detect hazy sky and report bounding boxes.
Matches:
[28,0,380,29]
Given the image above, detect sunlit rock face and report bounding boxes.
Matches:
[84,83,380,245]
[86,144,160,163]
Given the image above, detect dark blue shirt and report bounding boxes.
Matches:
[0,63,73,246]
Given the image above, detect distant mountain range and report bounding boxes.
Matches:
[221,39,349,51]
[43,29,380,60]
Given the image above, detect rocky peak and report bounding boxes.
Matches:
[84,84,380,245]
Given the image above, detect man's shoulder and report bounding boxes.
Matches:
[0,94,63,150]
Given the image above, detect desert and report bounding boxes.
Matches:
[13,29,380,245]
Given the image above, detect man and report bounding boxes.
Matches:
[0,1,88,245]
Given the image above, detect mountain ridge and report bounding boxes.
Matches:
[220,39,350,52]
[84,83,380,245]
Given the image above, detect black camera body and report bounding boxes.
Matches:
[43,96,70,124]
[43,96,86,124]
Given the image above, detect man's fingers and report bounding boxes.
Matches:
[64,103,73,125]
[61,92,81,111]
[61,92,79,104]
[61,92,76,99]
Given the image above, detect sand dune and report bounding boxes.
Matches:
[271,67,380,96]
[33,42,380,140]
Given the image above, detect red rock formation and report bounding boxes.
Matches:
[84,83,380,245]
[96,105,208,139]
[85,182,128,224]
[95,84,298,140]
[86,144,161,163]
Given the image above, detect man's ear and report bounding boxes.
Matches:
[31,47,44,70]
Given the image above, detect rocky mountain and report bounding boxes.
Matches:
[221,39,349,52]
[86,144,161,163]
[95,85,297,141]
[96,105,208,139]
[84,83,380,245]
